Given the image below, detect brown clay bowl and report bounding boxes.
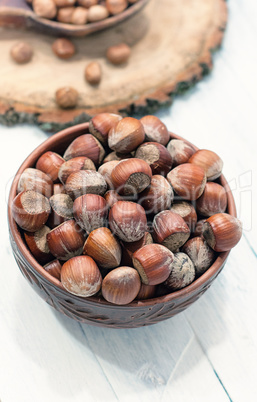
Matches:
[8,122,236,328]
[0,0,149,37]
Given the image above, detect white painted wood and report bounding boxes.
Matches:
[1,0,257,401]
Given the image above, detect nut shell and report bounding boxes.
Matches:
[167,163,206,201]
[140,175,174,214]
[65,170,107,199]
[24,225,53,265]
[188,149,223,181]
[89,113,122,145]
[167,139,195,166]
[182,237,215,276]
[140,115,170,145]
[47,193,74,228]
[170,201,197,232]
[102,267,141,305]
[63,134,105,165]
[121,232,153,266]
[196,182,227,217]
[135,142,172,175]
[164,252,195,290]
[36,151,64,183]
[58,156,96,184]
[73,194,108,233]
[18,168,53,198]
[44,259,62,280]
[108,117,145,153]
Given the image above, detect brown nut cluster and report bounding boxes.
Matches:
[11,113,242,305]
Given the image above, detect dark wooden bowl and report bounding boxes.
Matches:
[8,123,236,328]
[0,0,149,37]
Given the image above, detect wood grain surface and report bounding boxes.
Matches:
[0,0,227,132]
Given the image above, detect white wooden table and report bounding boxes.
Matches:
[1,1,257,401]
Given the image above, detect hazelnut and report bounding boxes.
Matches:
[103,151,132,163]
[132,244,174,285]
[167,163,206,201]
[89,113,122,145]
[65,170,107,199]
[203,213,242,252]
[47,193,74,228]
[153,210,190,252]
[188,149,223,181]
[83,227,122,269]
[61,255,102,297]
[139,175,174,214]
[169,201,198,231]
[32,0,57,19]
[73,194,108,233]
[71,7,88,24]
[58,156,96,184]
[63,134,105,165]
[196,182,228,217]
[106,0,128,15]
[12,190,51,232]
[102,267,141,305]
[85,61,102,85]
[111,158,152,195]
[140,115,170,146]
[36,151,64,183]
[53,183,66,195]
[87,5,109,21]
[121,232,153,266]
[52,38,76,60]
[98,160,120,189]
[10,42,33,64]
[109,201,147,242]
[24,225,53,264]
[78,0,98,7]
[108,117,145,154]
[136,284,156,300]
[57,7,74,23]
[55,87,79,109]
[164,252,195,291]
[104,190,122,208]
[44,259,62,280]
[18,168,53,198]
[167,139,195,166]
[106,43,131,65]
[135,142,172,175]
[182,237,215,276]
[47,219,85,260]
[191,219,206,238]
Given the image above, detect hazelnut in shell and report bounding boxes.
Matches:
[65,170,107,199]
[52,38,75,60]
[132,244,174,285]
[63,134,105,165]
[10,41,33,64]
[140,115,170,146]
[87,5,109,21]
[36,151,64,183]
[104,190,122,208]
[106,0,128,15]
[44,259,62,280]
[55,87,78,109]
[164,252,195,291]
[33,0,57,19]
[136,284,156,300]
[89,113,122,145]
[196,182,227,217]
[188,149,223,181]
[73,194,108,233]
[169,201,197,231]
[135,142,172,176]
[139,175,174,214]
[98,160,120,189]
[24,225,53,265]
[182,237,215,276]
[108,117,145,154]
[58,156,96,184]
[85,61,102,85]
[103,151,132,163]
[102,267,141,305]
[106,43,131,65]
[167,163,206,201]
[47,193,74,228]
[121,232,153,266]
[61,256,102,297]
[18,168,53,198]
[167,139,195,166]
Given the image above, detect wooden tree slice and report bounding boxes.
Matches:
[0,0,227,132]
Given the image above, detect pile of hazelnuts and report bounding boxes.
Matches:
[26,0,140,25]
[11,114,242,305]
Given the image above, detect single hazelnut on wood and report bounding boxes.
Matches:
[58,156,96,184]
[167,163,207,201]
[85,61,102,85]
[104,190,122,208]
[121,232,153,266]
[52,38,75,60]
[36,151,64,183]
[106,0,128,14]
[188,149,223,181]
[132,244,174,285]
[106,43,131,65]
[89,113,122,145]
[46,219,85,260]
[73,194,108,233]
[102,267,141,305]
[139,175,174,214]
[140,115,170,146]
[57,7,74,23]
[47,193,74,228]
[203,213,242,252]
[24,225,53,264]
[164,252,195,291]
[182,237,215,276]
[12,190,51,232]
[87,5,109,21]
[63,134,105,165]
[170,201,198,231]
[136,284,156,300]
[18,168,53,198]
[65,170,107,199]
[55,87,79,109]
[196,182,227,217]
[167,139,195,166]
[33,0,57,19]
[111,158,152,195]
[109,201,147,242]
[103,151,132,163]
[61,255,102,297]
[71,7,88,25]
[10,42,33,64]
[83,227,122,269]
[135,142,172,175]
[153,210,190,252]
[44,259,62,280]
[108,117,145,153]
[98,161,120,189]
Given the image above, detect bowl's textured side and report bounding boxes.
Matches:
[8,122,234,328]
